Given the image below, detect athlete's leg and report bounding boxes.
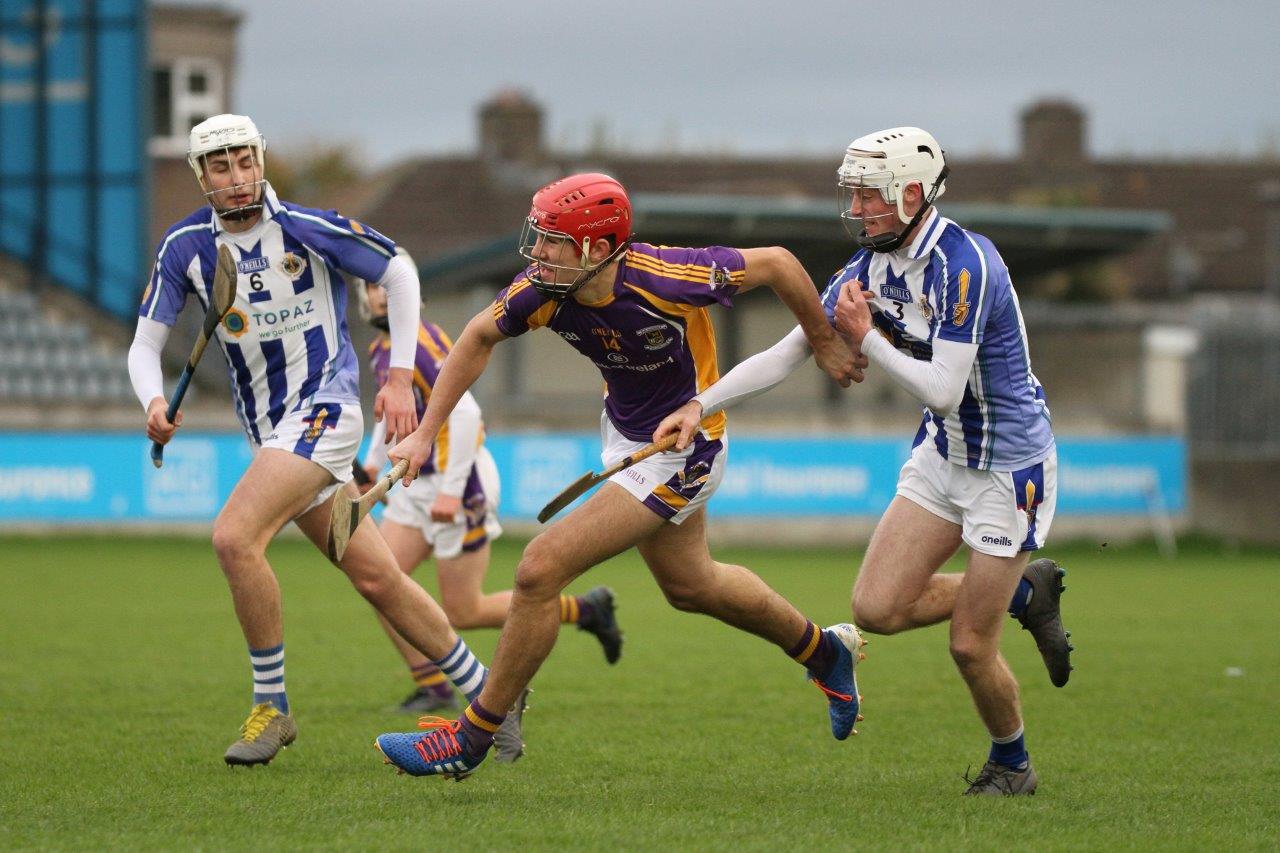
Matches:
[950,548,1031,741]
[638,507,868,739]
[850,496,964,635]
[213,448,331,765]
[371,519,435,669]
[293,490,459,663]
[212,448,331,658]
[471,483,663,717]
[636,507,808,648]
[437,542,511,630]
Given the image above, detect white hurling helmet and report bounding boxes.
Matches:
[187,114,267,220]
[352,247,418,330]
[837,126,948,253]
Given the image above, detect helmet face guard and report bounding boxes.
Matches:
[191,143,266,221]
[837,128,948,253]
[516,172,633,301]
[188,115,267,222]
[838,162,949,253]
[352,277,388,330]
[517,216,628,301]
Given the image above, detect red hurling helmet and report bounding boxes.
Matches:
[518,173,633,300]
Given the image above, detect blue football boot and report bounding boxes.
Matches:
[375,717,486,780]
[808,623,866,740]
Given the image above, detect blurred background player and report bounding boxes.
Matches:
[127,114,523,766]
[658,128,1071,796]
[371,172,869,780]
[352,258,623,713]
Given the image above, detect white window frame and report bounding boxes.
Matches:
[149,58,224,156]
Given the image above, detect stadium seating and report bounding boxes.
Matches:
[0,286,138,405]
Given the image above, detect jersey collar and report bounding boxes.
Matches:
[902,206,945,261]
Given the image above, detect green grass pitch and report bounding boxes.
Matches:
[1,534,1276,850]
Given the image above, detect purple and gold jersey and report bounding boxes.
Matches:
[492,243,746,442]
[368,320,479,476]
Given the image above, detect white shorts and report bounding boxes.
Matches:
[256,401,362,513]
[382,446,503,559]
[896,442,1058,558]
[601,413,728,525]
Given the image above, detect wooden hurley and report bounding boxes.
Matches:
[151,244,238,468]
[536,434,679,524]
[327,459,409,561]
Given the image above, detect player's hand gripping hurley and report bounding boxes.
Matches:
[537,434,679,523]
[150,244,238,468]
[327,459,409,561]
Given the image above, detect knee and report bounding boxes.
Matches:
[851,590,905,636]
[348,564,401,604]
[949,633,995,673]
[513,537,563,601]
[211,521,256,574]
[659,579,707,613]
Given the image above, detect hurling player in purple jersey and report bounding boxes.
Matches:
[372,173,873,780]
[355,266,622,715]
[127,115,521,767]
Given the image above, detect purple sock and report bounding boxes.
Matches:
[458,700,504,760]
[787,622,838,678]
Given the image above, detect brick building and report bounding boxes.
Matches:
[354,91,1280,300]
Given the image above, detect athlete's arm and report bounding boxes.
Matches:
[439,392,481,496]
[363,418,389,472]
[699,325,813,415]
[389,309,506,484]
[837,283,976,415]
[127,317,184,445]
[738,247,856,388]
[430,391,482,522]
[653,325,813,450]
[374,252,421,444]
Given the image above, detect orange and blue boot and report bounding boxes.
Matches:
[375,717,487,780]
[809,623,867,740]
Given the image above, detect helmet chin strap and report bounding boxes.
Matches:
[856,164,950,254]
[216,204,264,222]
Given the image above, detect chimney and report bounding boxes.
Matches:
[1020,99,1087,174]
[478,89,544,164]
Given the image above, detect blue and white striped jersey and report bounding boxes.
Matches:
[139,183,396,444]
[822,208,1054,471]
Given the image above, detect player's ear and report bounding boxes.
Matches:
[904,181,924,210]
[588,237,614,265]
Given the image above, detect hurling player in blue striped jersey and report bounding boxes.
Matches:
[656,128,1072,796]
[127,115,522,767]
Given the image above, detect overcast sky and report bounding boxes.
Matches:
[189,0,1279,167]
